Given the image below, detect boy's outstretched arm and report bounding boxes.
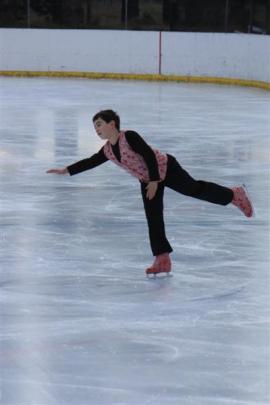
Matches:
[46,168,68,175]
[46,147,108,176]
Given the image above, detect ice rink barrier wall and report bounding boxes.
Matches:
[0,28,269,90]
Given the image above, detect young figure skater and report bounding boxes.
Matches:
[47,109,254,275]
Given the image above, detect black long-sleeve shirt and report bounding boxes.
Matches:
[67,130,161,181]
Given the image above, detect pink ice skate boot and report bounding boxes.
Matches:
[146,253,172,276]
[231,184,254,218]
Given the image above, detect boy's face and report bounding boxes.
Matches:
[93,118,116,140]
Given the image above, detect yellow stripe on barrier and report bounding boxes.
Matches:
[0,70,269,91]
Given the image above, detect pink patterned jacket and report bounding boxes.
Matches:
[103,131,168,183]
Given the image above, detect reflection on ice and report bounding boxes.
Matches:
[0,77,269,405]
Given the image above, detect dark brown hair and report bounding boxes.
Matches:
[92,110,120,130]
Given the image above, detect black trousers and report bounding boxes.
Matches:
[140,154,234,256]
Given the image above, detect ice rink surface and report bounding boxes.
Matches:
[0,77,269,405]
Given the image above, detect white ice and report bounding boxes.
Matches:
[0,77,270,405]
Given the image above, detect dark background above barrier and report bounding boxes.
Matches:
[0,0,269,34]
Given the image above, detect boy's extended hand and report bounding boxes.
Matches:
[146,181,158,200]
[46,168,68,175]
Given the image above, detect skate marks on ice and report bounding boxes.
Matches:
[185,285,247,307]
[0,265,246,307]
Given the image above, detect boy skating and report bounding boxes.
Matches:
[47,110,254,276]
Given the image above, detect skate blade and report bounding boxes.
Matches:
[146,271,173,279]
[242,184,256,218]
